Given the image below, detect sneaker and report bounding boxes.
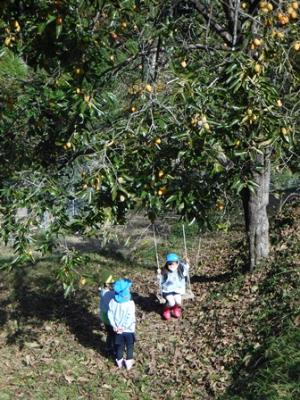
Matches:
[163,306,171,320]
[172,305,181,318]
[116,358,124,368]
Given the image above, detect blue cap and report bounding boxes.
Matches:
[113,279,132,303]
[166,253,179,262]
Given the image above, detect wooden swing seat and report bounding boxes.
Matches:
[156,288,195,304]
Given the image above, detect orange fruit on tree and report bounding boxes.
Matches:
[277,31,285,39]
[292,2,299,10]
[158,187,167,195]
[277,12,284,20]
[291,11,298,18]
[254,64,261,73]
[280,16,289,25]
[293,42,300,51]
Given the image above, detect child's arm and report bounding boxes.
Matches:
[185,257,190,266]
[182,261,190,276]
[107,299,116,330]
[156,267,162,281]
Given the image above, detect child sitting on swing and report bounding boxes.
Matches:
[157,253,190,320]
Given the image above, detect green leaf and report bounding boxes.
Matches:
[234,150,247,157]
[38,23,47,35]
[258,138,274,148]
[56,24,63,39]
[111,185,118,201]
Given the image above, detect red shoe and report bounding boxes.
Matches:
[172,305,181,318]
[163,305,171,320]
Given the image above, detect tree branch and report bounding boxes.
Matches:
[188,0,233,44]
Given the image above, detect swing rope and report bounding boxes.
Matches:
[182,225,193,292]
[195,235,202,270]
[153,223,160,269]
[153,224,163,296]
[182,224,188,262]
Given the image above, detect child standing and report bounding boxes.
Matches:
[99,270,118,356]
[108,278,136,371]
[157,253,190,320]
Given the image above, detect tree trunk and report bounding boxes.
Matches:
[243,148,271,269]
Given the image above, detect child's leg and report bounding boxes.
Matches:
[165,294,175,308]
[163,294,175,319]
[173,294,182,306]
[126,343,134,360]
[124,337,134,370]
[116,342,125,361]
[172,294,182,318]
[105,324,115,351]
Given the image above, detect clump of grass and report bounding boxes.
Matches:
[222,327,300,400]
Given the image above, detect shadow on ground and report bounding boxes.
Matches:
[3,267,109,357]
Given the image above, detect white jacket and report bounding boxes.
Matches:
[108,299,136,333]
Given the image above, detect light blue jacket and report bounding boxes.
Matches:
[157,263,189,294]
[108,298,136,333]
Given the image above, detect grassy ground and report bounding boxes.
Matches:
[0,200,299,399]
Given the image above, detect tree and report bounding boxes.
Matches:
[0,0,299,290]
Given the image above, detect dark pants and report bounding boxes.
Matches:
[115,332,136,360]
[105,324,116,351]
